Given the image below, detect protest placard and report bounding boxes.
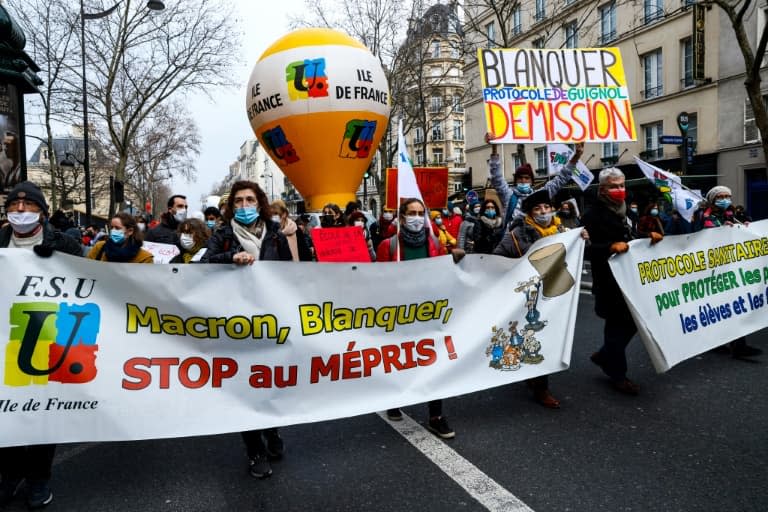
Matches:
[310,226,371,262]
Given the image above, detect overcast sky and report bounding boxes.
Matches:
[172,0,304,211]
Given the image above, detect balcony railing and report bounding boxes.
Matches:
[639,147,663,160]
[534,11,546,22]
[512,24,522,36]
[599,31,616,45]
[680,75,694,89]
[641,85,663,99]
[644,10,664,24]
[600,155,619,166]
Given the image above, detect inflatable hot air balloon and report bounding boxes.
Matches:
[246,28,391,211]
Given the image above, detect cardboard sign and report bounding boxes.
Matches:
[310,226,371,262]
[479,47,636,143]
[385,167,449,210]
[142,241,180,264]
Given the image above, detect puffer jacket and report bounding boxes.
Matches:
[202,219,292,263]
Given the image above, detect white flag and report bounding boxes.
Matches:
[397,120,423,204]
[546,143,594,191]
[634,156,702,222]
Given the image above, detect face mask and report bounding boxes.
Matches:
[179,233,195,250]
[7,211,41,234]
[473,206,481,215]
[715,198,732,210]
[534,212,554,226]
[354,220,365,227]
[453,207,462,216]
[383,212,394,221]
[630,207,638,214]
[404,215,425,232]
[206,220,216,229]
[271,215,281,224]
[435,218,443,226]
[484,210,497,219]
[173,209,187,222]
[516,183,532,194]
[234,206,258,225]
[321,214,335,227]
[137,223,146,232]
[606,189,626,203]
[650,208,659,217]
[442,209,449,216]
[110,229,126,244]
[559,210,571,218]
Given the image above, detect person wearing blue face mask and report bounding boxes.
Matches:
[201,180,292,479]
[485,132,583,228]
[203,206,222,231]
[472,199,505,254]
[692,185,762,359]
[637,202,665,239]
[87,213,153,263]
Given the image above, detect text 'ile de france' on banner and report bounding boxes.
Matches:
[609,220,768,372]
[479,48,637,143]
[1,230,584,447]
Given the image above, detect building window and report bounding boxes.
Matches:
[513,6,522,35]
[431,40,440,58]
[642,122,663,159]
[681,37,693,88]
[454,147,464,164]
[601,142,619,165]
[564,21,578,48]
[599,2,616,44]
[433,148,444,164]
[414,126,424,144]
[512,153,522,170]
[451,44,460,58]
[453,94,464,113]
[535,147,547,176]
[532,37,545,49]
[644,0,663,24]
[485,22,495,46]
[744,96,768,143]
[430,95,442,113]
[430,66,442,77]
[535,0,546,22]
[453,120,464,141]
[415,147,424,166]
[642,49,663,99]
[431,121,443,141]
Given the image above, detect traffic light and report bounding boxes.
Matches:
[113,179,124,203]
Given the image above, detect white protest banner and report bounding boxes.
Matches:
[634,156,702,222]
[546,143,594,190]
[609,220,768,372]
[1,229,584,447]
[479,47,636,143]
[142,241,180,264]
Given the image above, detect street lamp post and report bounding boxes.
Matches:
[77,0,165,226]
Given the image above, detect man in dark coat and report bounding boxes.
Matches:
[145,194,187,245]
[0,181,81,510]
[581,168,662,395]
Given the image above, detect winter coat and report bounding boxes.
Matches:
[581,199,633,318]
[0,223,82,257]
[202,220,292,263]
[376,230,444,262]
[144,213,180,245]
[87,240,154,263]
[457,214,478,252]
[493,217,565,258]
[472,216,505,255]
[691,205,736,232]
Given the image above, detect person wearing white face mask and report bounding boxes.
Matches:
[494,189,590,409]
[87,213,153,263]
[0,181,82,510]
[269,199,300,261]
[347,210,376,261]
[371,209,396,249]
[170,219,209,264]
[145,194,188,245]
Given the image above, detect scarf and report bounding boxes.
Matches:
[400,226,427,248]
[479,215,503,230]
[181,243,205,263]
[231,218,265,260]
[524,215,562,238]
[598,193,627,219]
[103,238,142,262]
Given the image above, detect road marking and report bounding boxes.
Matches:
[377,412,534,512]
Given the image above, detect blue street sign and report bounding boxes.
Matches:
[659,135,684,145]
[466,190,479,203]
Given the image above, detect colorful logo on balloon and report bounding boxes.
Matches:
[339,120,377,159]
[262,126,300,164]
[286,58,329,100]
[5,302,100,386]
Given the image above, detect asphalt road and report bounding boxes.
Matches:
[4,293,767,512]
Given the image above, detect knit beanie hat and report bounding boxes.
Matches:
[5,181,48,216]
[706,186,731,204]
[514,163,534,183]
[430,210,441,220]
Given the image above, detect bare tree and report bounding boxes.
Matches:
[9,0,79,209]
[79,0,240,210]
[124,101,201,218]
[709,0,768,166]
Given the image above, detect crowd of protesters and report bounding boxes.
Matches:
[0,139,763,507]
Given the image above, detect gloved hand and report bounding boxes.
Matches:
[649,232,663,245]
[451,248,466,263]
[609,242,629,254]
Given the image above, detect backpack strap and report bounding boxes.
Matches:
[389,235,398,261]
